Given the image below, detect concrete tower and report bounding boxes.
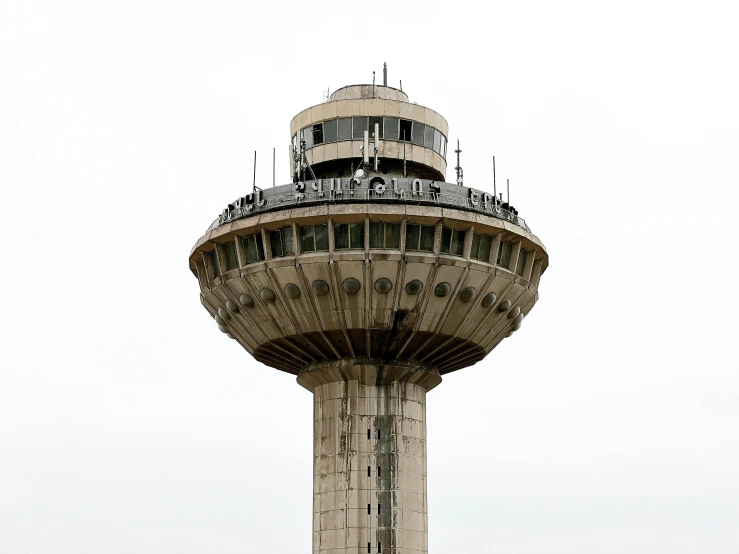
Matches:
[189,75,548,554]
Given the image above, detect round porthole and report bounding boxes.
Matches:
[481,292,496,307]
[239,294,255,308]
[434,282,451,297]
[343,278,361,295]
[374,278,393,294]
[284,283,301,299]
[460,287,476,303]
[260,288,276,303]
[406,280,424,295]
[312,280,329,296]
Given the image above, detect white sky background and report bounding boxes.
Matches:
[1,0,738,552]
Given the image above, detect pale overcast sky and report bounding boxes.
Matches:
[1,1,738,552]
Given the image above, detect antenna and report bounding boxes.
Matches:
[372,71,376,98]
[322,88,329,103]
[273,147,276,188]
[400,79,402,91]
[253,150,257,191]
[507,178,510,207]
[493,156,497,207]
[373,123,380,172]
[383,62,387,86]
[454,140,463,186]
[403,140,407,178]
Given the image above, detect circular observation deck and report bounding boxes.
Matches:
[189,179,548,377]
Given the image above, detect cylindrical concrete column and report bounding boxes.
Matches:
[298,361,441,554]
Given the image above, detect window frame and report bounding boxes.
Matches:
[242,233,265,264]
[269,227,294,258]
[300,223,329,253]
[440,226,465,256]
[334,222,365,250]
[369,221,401,249]
[405,224,436,252]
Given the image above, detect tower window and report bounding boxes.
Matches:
[370,222,401,249]
[383,117,398,140]
[377,466,381,477]
[301,126,313,149]
[378,503,381,515]
[399,119,412,141]
[269,227,294,258]
[353,116,368,140]
[516,249,530,277]
[368,466,371,476]
[376,429,381,440]
[424,125,434,149]
[367,428,371,440]
[300,224,329,253]
[368,543,371,553]
[433,129,442,154]
[242,233,265,264]
[369,116,383,138]
[497,240,513,268]
[440,227,465,256]
[378,543,382,553]
[338,117,352,141]
[334,222,364,250]
[312,123,324,145]
[208,249,220,279]
[222,241,239,271]
[406,224,435,252]
[368,503,371,515]
[323,119,337,143]
[411,122,425,146]
[471,233,493,262]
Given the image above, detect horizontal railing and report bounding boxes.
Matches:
[206,187,529,233]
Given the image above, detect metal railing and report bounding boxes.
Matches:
[206,187,529,233]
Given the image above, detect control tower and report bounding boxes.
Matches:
[189,70,549,553]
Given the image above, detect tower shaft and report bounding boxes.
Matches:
[299,361,440,554]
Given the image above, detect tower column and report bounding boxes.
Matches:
[298,361,441,554]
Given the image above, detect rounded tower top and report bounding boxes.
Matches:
[329,84,409,102]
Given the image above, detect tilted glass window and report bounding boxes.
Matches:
[353,116,368,140]
[269,227,294,258]
[497,240,513,268]
[433,129,442,154]
[302,126,313,149]
[441,135,447,158]
[424,125,434,149]
[323,119,337,143]
[300,224,329,253]
[516,249,529,277]
[242,233,265,264]
[406,224,435,252]
[313,123,324,145]
[470,233,493,262]
[369,116,382,139]
[223,241,239,271]
[399,119,412,141]
[208,249,220,278]
[411,122,425,146]
[440,227,465,256]
[382,117,398,140]
[369,222,401,249]
[338,117,352,141]
[334,222,365,249]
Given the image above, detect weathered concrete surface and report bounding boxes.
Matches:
[303,362,435,554]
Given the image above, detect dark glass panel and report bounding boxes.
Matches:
[369,116,383,139]
[315,224,329,251]
[497,241,512,268]
[338,117,352,141]
[470,233,481,259]
[353,116,368,140]
[209,249,220,278]
[223,241,238,271]
[516,249,528,276]
[424,125,434,149]
[282,227,294,256]
[313,123,324,145]
[302,126,313,149]
[420,225,435,252]
[269,230,283,258]
[478,234,492,262]
[301,225,315,253]
[349,222,364,249]
[399,119,412,141]
[440,227,452,254]
[406,224,420,251]
[370,222,383,249]
[323,119,337,143]
[451,230,465,256]
[433,129,441,153]
[411,122,425,146]
[334,223,349,249]
[385,223,400,248]
[383,117,398,140]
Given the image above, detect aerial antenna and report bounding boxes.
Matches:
[322,88,329,103]
[507,178,510,207]
[454,140,463,186]
[252,150,257,191]
[400,79,403,91]
[383,62,387,86]
[403,140,407,178]
[493,156,497,207]
[372,71,376,98]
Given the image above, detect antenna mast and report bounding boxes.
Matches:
[383,62,387,86]
[493,155,497,207]
[454,140,463,186]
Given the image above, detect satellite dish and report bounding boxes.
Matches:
[354,169,364,179]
